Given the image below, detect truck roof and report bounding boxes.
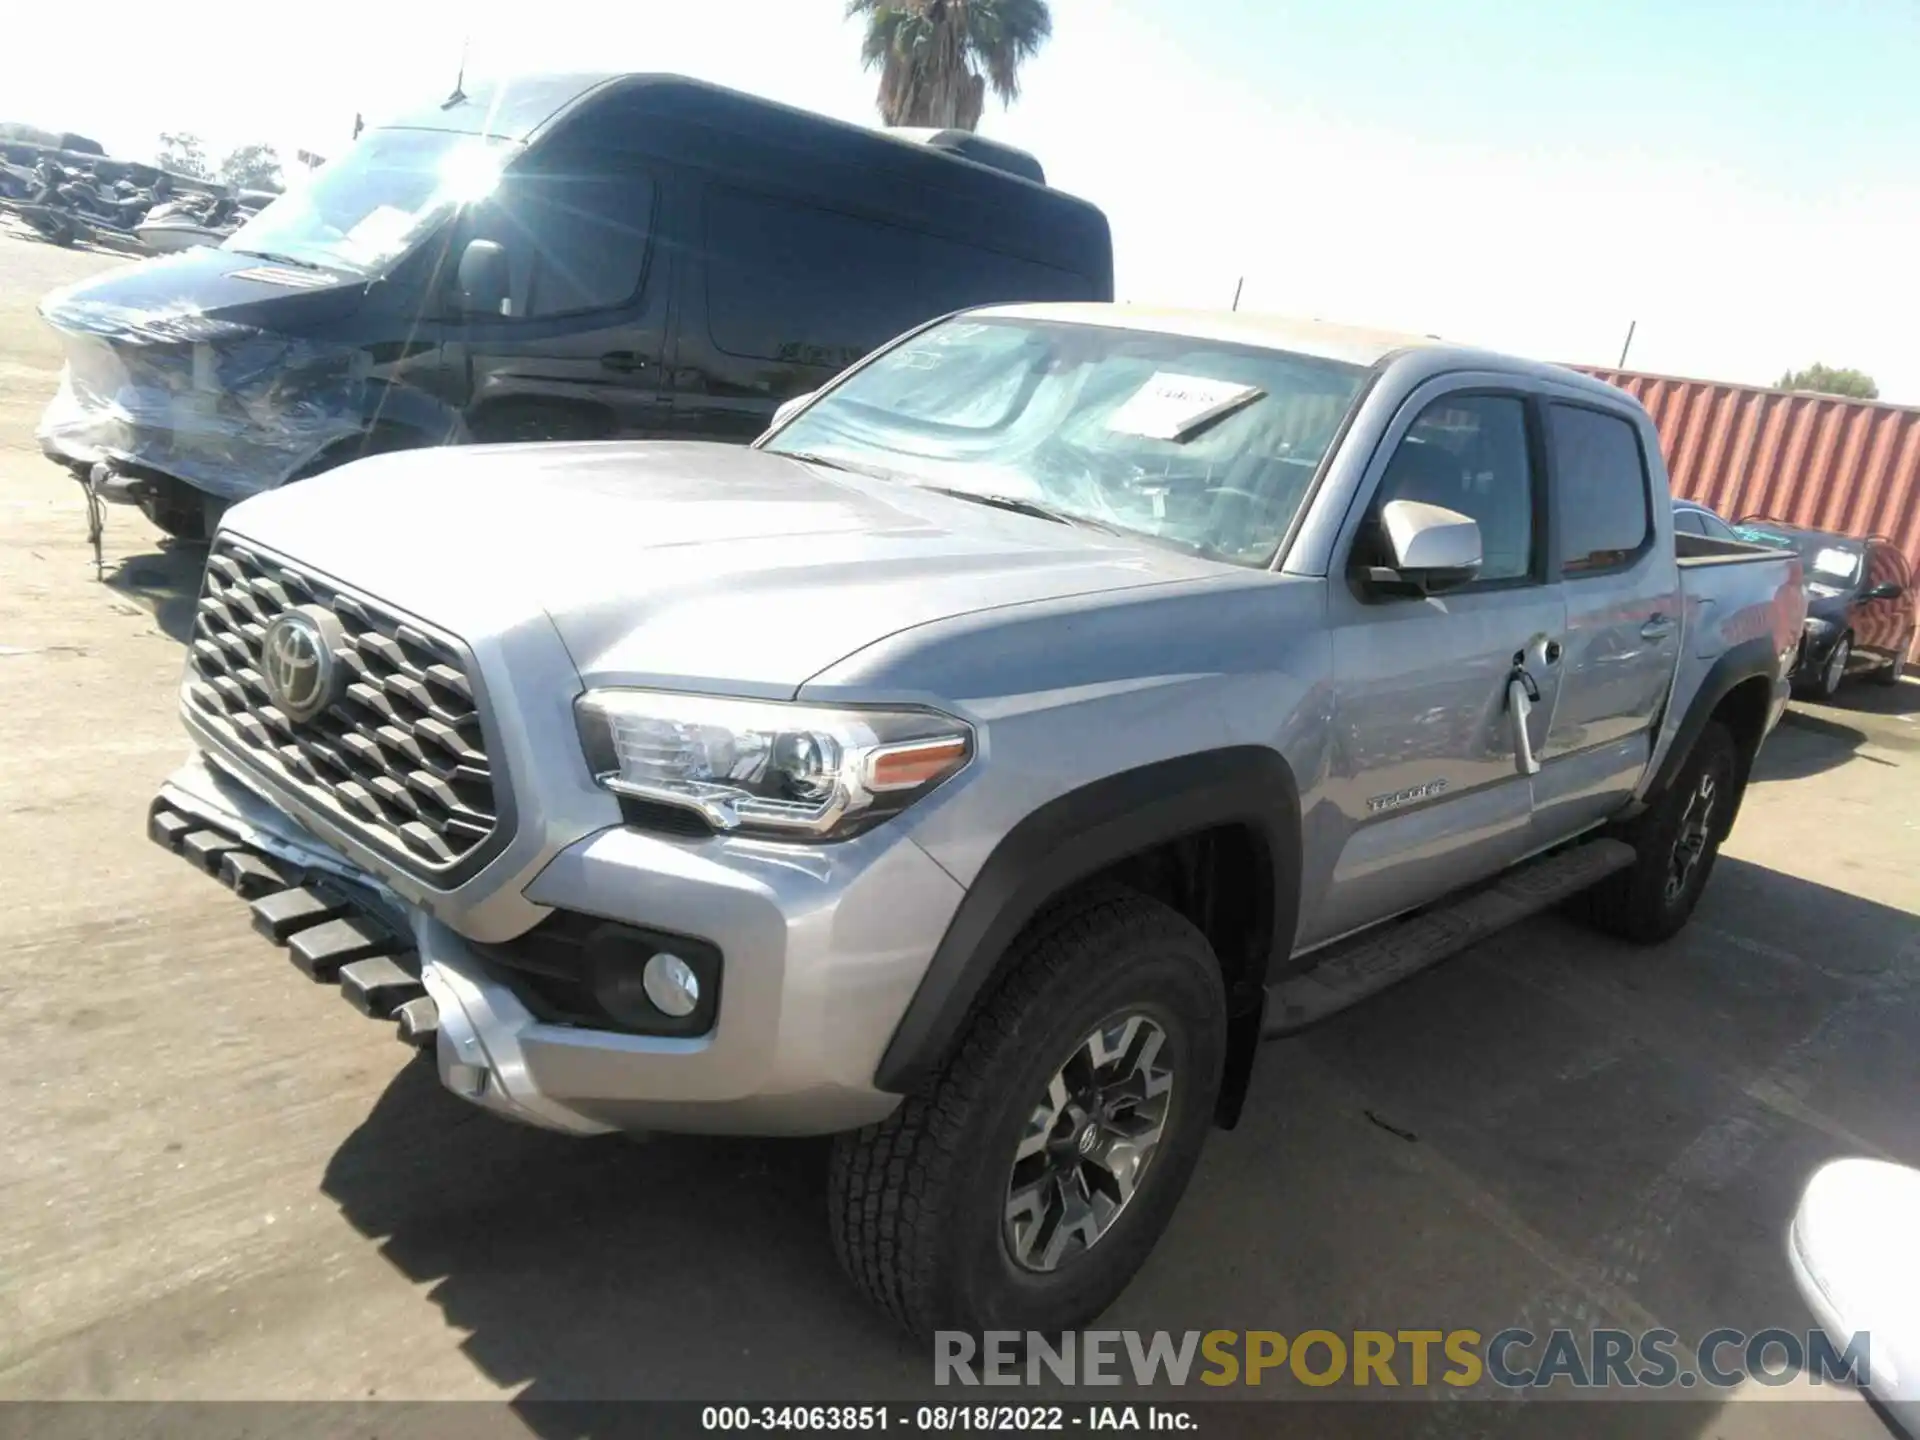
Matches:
[973,303,1636,403]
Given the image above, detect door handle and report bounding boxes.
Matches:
[1640,615,1677,641]
[600,351,650,373]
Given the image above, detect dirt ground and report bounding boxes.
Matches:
[1,230,1917,1434]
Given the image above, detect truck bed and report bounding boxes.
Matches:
[1675,532,1794,566]
[1640,535,1806,802]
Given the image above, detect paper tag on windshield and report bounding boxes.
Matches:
[1106,373,1263,442]
[1812,547,1856,579]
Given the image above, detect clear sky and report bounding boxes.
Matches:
[8,0,1918,400]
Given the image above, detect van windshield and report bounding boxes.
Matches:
[761,317,1370,567]
[223,128,517,276]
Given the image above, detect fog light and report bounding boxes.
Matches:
[642,952,701,1018]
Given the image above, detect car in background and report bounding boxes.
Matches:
[1673,498,1740,541]
[36,73,1113,540]
[1733,517,1916,698]
[1790,1157,1920,1433]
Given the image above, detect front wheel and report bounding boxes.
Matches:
[1815,634,1852,699]
[1578,721,1739,945]
[829,889,1226,1337]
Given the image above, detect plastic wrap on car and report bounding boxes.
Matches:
[34,285,373,502]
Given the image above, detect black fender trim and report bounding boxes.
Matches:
[875,747,1300,1097]
[1650,634,1780,800]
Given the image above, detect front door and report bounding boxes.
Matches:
[449,148,674,443]
[1531,400,1680,842]
[1304,382,1564,950]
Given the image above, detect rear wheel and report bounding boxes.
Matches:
[829,889,1226,1336]
[1872,633,1910,686]
[1578,722,1739,945]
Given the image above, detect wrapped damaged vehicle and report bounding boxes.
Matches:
[35,72,1112,540]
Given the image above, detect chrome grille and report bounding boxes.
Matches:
[185,538,504,877]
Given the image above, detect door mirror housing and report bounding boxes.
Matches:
[1365,499,1484,597]
[455,238,510,316]
[1863,580,1904,602]
[770,390,818,431]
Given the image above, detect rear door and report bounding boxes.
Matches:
[449,146,675,442]
[1305,380,1565,949]
[1532,401,1682,840]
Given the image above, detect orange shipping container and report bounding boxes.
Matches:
[1577,367,1920,662]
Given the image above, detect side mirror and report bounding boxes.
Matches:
[1863,580,1904,602]
[1365,499,1483,596]
[770,390,818,431]
[455,238,510,316]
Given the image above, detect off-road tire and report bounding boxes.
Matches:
[829,888,1227,1337]
[1579,721,1739,945]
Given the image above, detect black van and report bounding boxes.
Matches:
[36,73,1113,539]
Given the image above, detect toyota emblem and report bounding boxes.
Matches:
[260,605,345,723]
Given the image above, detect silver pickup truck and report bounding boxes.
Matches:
[147,304,1806,1337]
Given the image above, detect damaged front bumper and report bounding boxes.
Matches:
[149,749,957,1139]
[152,753,615,1136]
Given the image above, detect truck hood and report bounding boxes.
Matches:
[220,441,1229,695]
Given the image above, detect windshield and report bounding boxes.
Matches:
[222,128,516,276]
[762,317,1371,566]
[1733,523,1863,584]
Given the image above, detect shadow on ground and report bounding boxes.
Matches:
[103,540,203,642]
[319,843,1919,1432]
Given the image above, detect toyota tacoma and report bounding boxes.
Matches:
[146,304,1806,1336]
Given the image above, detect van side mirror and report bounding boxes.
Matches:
[770,391,818,431]
[1365,499,1483,597]
[456,238,510,316]
[1863,580,1904,602]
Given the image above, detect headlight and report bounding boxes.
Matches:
[575,690,974,840]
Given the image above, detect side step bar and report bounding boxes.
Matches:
[147,798,438,1049]
[1263,838,1635,1036]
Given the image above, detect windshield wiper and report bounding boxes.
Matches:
[776,450,900,483]
[921,486,1125,534]
[229,248,325,271]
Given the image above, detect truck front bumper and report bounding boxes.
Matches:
[151,752,963,1138]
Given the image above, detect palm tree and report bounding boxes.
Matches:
[847,0,1053,131]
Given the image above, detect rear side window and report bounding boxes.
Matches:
[1698,510,1737,541]
[1550,405,1652,574]
[704,188,1096,370]
[1673,509,1703,536]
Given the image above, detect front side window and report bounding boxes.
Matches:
[465,152,654,318]
[1550,405,1652,574]
[1367,394,1537,583]
[763,317,1370,566]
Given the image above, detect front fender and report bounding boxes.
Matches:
[874,747,1301,1095]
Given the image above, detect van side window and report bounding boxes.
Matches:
[704,188,1093,370]
[472,157,654,318]
[1367,393,1537,583]
[1550,405,1652,574]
